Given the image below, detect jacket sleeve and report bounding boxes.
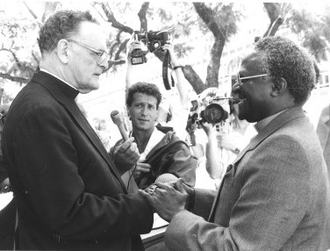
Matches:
[166,139,197,187]
[192,188,216,220]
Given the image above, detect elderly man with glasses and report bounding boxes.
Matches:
[2,10,153,250]
[141,36,329,251]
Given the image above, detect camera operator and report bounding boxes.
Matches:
[125,39,191,141]
[111,39,196,191]
[201,107,256,185]
[190,88,257,189]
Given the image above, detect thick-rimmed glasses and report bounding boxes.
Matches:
[235,73,269,85]
[67,39,110,67]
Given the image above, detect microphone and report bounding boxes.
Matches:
[155,173,178,184]
[110,110,129,141]
[147,173,178,195]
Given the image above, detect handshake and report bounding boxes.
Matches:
[139,173,195,222]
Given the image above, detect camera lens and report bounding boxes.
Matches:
[200,103,228,124]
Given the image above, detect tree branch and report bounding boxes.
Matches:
[206,39,224,88]
[182,65,205,94]
[99,3,134,34]
[0,73,30,84]
[263,3,284,38]
[23,1,43,27]
[193,2,227,89]
[1,48,22,67]
[138,2,149,31]
[193,2,225,39]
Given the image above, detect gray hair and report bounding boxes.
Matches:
[38,10,98,55]
[253,36,316,105]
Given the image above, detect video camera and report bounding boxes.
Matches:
[129,30,172,65]
[197,96,229,125]
[186,96,230,146]
[135,30,171,52]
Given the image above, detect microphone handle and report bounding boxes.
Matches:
[111,110,129,141]
[117,123,129,141]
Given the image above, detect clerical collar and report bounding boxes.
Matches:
[39,68,79,99]
[40,68,78,91]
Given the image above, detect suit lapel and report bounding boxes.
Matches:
[208,107,306,222]
[32,72,127,192]
[234,106,306,165]
[208,163,234,222]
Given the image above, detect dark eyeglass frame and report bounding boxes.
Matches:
[67,39,110,67]
[235,73,269,85]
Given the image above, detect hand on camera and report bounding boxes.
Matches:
[200,121,217,137]
[127,40,144,57]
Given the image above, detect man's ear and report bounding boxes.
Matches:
[57,39,70,64]
[271,77,287,97]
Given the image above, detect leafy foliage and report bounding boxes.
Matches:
[1,1,330,97]
[286,6,330,61]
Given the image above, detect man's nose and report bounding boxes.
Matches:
[141,106,148,115]
[100,59,111,73]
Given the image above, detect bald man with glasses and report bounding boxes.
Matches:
[141,36,329,251]
[2,10,153,250]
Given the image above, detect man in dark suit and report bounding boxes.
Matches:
[2,10,153,250]
[141,36,330,250]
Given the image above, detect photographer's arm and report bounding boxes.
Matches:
[161,43,192,140]
[201,122,225,179]
[125,59,135,90]
[163,44,190,109]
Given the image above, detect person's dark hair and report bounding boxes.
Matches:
[38,10,98,54]
[253,36,316,105]
[126,82,162,109]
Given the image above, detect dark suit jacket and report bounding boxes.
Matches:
[112,131,197,190]
[164,107,330,251]
[137,131,197,189]
[2,71,153,250]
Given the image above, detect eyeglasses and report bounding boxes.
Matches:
[235,73,269,85]
[67,39,110,67]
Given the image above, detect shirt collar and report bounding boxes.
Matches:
[254,110,287,133]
